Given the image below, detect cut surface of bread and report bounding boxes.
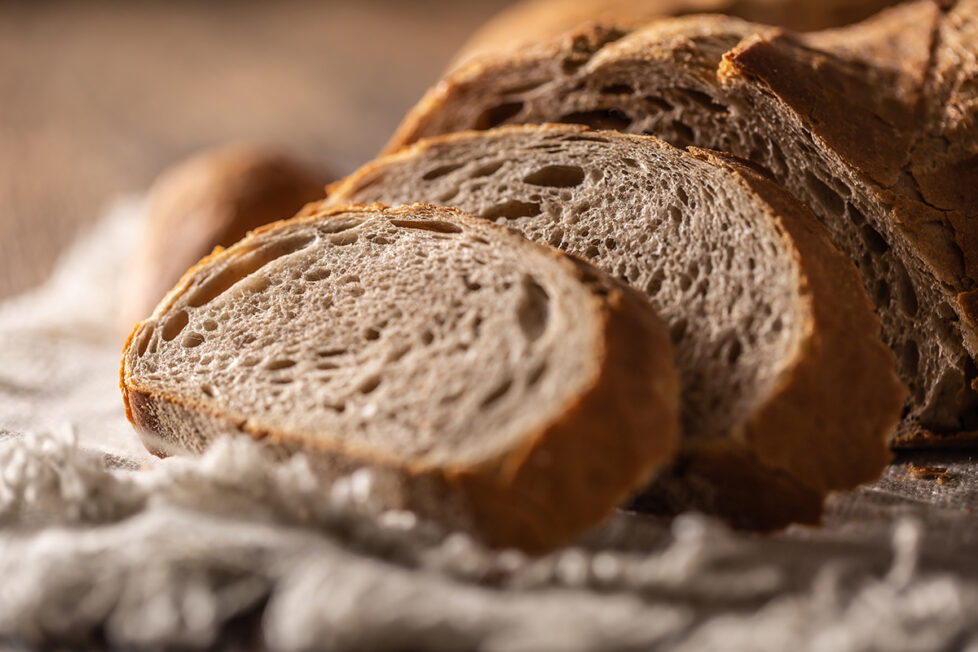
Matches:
[121,203,680,550]
[328,125,905,528]
[386,3,978,446]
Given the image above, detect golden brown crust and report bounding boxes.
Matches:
[694,150,904,495]
[121,203,680,551]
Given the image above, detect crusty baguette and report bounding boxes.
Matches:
[121,203,680,551]
[385,2,978,447]
[327,125,905,528]
[118,145,328,336]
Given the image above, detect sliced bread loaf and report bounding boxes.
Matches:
[385,3,978,446]
[327,125,905,528]
[121,203,680,550]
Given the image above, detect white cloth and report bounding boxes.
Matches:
[1,202,976,650]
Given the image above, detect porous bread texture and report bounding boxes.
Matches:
[328,125,905,528]
[118,145,328,337]
[121,203,680,550]
[386,3,978,446]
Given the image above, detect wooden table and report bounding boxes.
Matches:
[0,0,510,299]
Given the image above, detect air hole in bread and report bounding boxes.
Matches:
[200,384,215,398]
[727,337,743,364]
[559,109,632,131]
[847,203,867,226]
[860,224,889,255]
[438,188,460,202]
[481,378,513,408]
[462,274,482,292]
[421,330,435,345]
[422,163,464,180]
[668,205,682,224]
[475,102,524,129]
[548,229,564,248]
[160,310,189,341]
[471,161,504,177]
[621,158,639,169]
[894,261,919,316]
[330,232,358,246]
[517,275,550,343]
[240,355,260,367]
[523,165,585,188]
[481,200,542,220]
[317,348,346,358]
[316,361,338,371]
[678,274,693,292]
[681,88,727,113]
[186,234,314,308]
[646,270,665,296]
[645,96,673,112]
[324,402,346,413]
[181,333,204,348]
[600,83,634,95]
[270,377,294,385]
[266,359,297,371]
[358,375,382,394]
[364,327,381,341]
[304,268,332,282]
[390,219,464,234]
[803,171,845,215]
[875,279,891,305]
[135,325,155,357]
[386,344,410,362]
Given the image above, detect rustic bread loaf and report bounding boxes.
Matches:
[328,125,905,528]
[386,2,978,446]
[118,145,328,336]
[121,203,680,550]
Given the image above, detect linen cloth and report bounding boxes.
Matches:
[0,200,976,650]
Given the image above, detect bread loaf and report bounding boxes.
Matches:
[328,125,905,528]
[121,203,680,550]
[386,2,978,446]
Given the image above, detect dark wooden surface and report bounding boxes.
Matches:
[0,0,510,299]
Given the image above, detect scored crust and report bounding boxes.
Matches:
[121,203,680,551]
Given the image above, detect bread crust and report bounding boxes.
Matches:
[121,203,680,551]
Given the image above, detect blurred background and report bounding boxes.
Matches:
[0,0,512,299]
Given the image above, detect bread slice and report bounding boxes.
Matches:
[328,125,905,528]
[385,3,978,446]
[120,203,680,551]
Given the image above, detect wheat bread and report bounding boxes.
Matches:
[386,2,978,446]
[121,203,680,550]
[118,145,328,336]
[328,125,905,528]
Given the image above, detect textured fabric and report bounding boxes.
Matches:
[0,202,977,650]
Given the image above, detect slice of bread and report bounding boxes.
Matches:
[118,145,328,337]
[385,3,978,446]
[121,203,680,551]
[327,125,905,528]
